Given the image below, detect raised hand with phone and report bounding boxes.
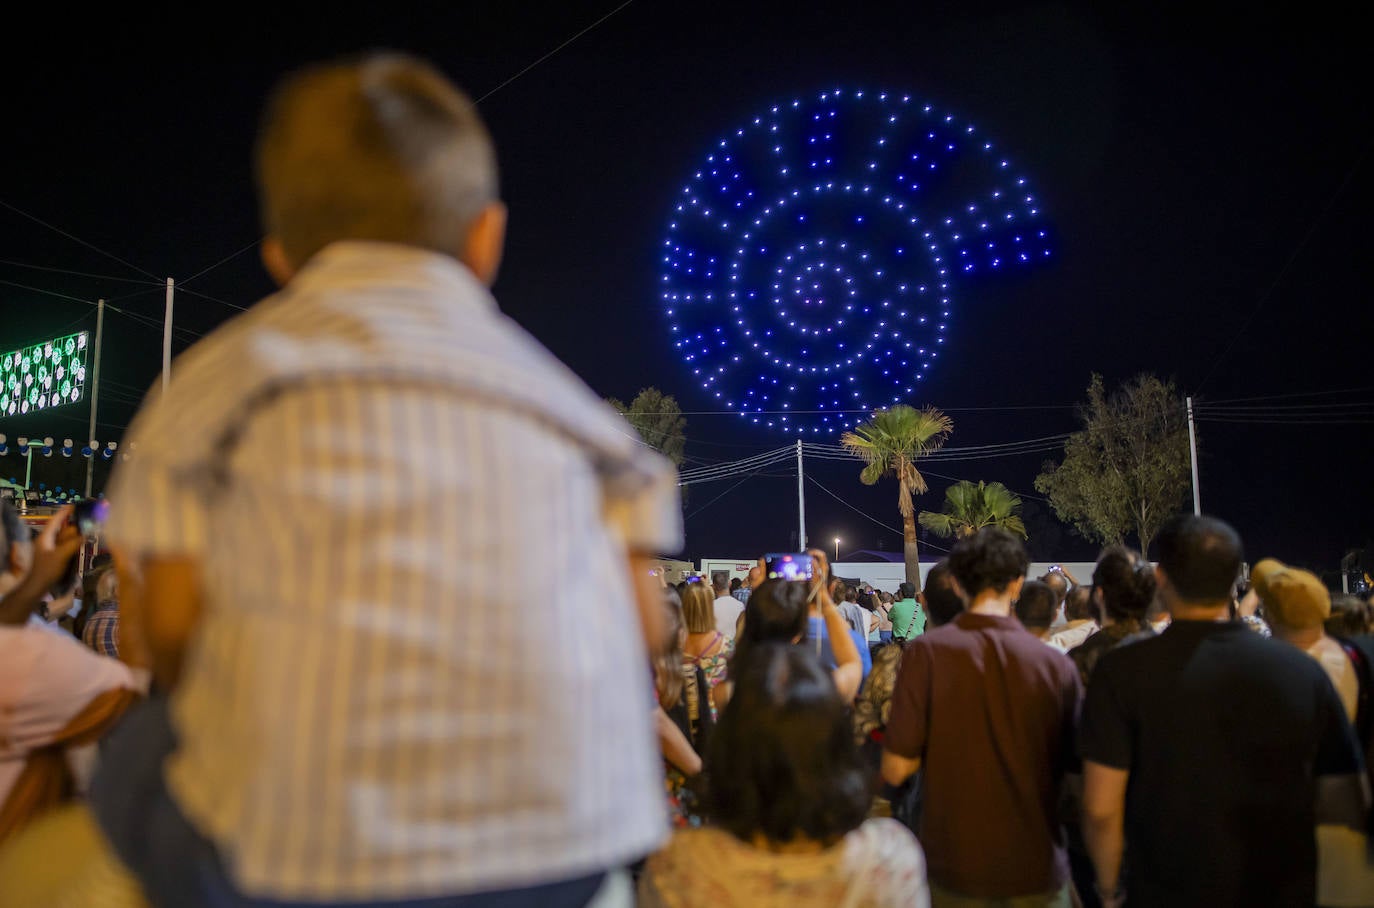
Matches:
[0,505,88,626]
[805,547,864,702]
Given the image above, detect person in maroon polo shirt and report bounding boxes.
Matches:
[882,527,1082,908]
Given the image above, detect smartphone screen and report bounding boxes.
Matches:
[74,499,109,536]
[764,553,813,581]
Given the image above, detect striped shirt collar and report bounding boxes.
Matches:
[131,241,652,486]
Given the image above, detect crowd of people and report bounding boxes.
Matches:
[0,50,1370,908]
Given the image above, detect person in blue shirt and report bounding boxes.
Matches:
[730,551,865,701]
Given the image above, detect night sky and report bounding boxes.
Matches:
[1,3,1369,575]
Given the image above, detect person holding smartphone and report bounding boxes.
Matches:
[731,551,866,702]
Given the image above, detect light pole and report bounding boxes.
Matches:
[834,536,841,561]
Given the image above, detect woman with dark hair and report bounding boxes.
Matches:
[1067,545,1158,687]
[731,552,865,701]
[640,643,928,907]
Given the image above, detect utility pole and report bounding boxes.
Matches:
[796,439,807,551]
[162,277,175,393]
[85,299,105,497]
[1186,396,1201,516]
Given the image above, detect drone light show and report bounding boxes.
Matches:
[0,331,89,416]
[660,88,1052,434]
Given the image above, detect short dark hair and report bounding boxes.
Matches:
[1093,546,1157,621]
[897,581,916,600]
[948,527,1030,598]
[1064,585,1094,622]
[1014,580,1057,631]
[711,570,730,594]
[922,560,965,627]
[729,578,811,680]
[1155,515,1243,603]
[1327,595,1374,638]
[730,577,742,592]
[707,643,870,845]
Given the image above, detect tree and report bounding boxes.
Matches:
[918,480,1027,540]
[1034,373,1191,557]
[840,405,954,586]
[608,387,686,467]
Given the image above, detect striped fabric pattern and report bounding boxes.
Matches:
[105,242,682,902]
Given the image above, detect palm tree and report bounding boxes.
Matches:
[918,480,1027,540]
[840,405,953,586]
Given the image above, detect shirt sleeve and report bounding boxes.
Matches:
[102,411,210,559]
[1079,652,1132,770]
[9,629,137,754]
[1314,671,1364,778]
[601,452,683,555]
[884,641,932,759]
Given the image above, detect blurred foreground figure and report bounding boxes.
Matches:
[88,52,680,908]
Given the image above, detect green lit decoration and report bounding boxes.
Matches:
[0,331,88,416]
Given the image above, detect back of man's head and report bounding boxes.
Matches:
[922,560,965,627]
[897,581,916,600]
[1014,580,1057,633]
[1155,515,1243,605]
[1040,570,1069,604]
[712,570,730,596]
[948,527,1030,599]
[1064,585,1094,622]
[256,52,499,273]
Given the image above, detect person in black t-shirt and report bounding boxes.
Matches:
[1080,515,1368,908]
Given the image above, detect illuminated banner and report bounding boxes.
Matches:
[1,331,89,416]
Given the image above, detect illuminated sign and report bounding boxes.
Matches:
[0,331,89,416]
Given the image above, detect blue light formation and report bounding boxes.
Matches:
[660,88,1053,434]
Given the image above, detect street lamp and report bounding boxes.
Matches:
[834,536,841,561]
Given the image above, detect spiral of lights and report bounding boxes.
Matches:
[660,89,1052,434]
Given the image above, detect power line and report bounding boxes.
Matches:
[1197,387,1374,406]
[475,0,639,104]
[684,475,762,521]
[1195,137,1374,393]
[0,197,160,281]
[174,285,251,312]
[181,238,262,286]
[0,258,163,286]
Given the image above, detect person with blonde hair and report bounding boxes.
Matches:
[681,578,732,713]
[79,51,680,908]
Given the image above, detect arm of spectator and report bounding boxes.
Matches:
[1313,677,1371,831]
[1061,566,1081,587]
[630,552,667,656]
[808,549,862,701]
[117,553,203,690]
[1082,761,1129,900]
[881,750,921,788]
[655,705,701,777]
[0,507,84,626]
[711,679,731,713]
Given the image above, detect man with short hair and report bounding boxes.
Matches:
[921,561,965,629]
[883,528,1082,906]
[1041,569,1070,629]
[1015,579,1059,644]
[711,570,743,638]
[889,581,924,641]
[1081,515,1367,908]
[88,52,681,908]
[81,567,121,659]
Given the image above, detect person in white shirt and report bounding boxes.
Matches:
[82,52,680,908]
[1047,585,1098,652]
[712,571,744,639]
[1252,557,1373,907]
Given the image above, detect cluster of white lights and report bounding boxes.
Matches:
[661,89,1052,434]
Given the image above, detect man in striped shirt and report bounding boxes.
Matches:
[91,53,681,908]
